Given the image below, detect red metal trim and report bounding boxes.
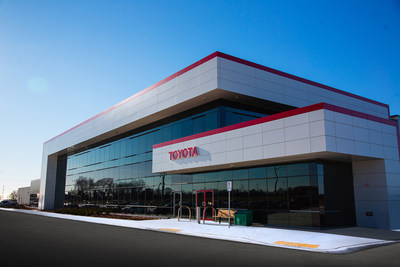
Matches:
[196,190,214,221]
[45,51,389,144]
[153,102,397,149]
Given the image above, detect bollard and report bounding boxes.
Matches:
[196,207,201,224]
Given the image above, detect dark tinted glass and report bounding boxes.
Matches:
[181,119,192,137]
[192,115,205,134]
[249,167,266,179]
[218,170,232,181]
[204,111,218,131]
[267,165,287,178]
[232,179,249,209]
[172,123,182,139]
[267,177,288,210]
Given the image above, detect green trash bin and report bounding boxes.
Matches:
[234,210,253,226]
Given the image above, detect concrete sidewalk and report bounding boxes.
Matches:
[3,208,399,254]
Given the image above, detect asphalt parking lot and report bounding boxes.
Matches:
[1,209,399,267]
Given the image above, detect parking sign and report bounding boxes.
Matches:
[227,181,232,192]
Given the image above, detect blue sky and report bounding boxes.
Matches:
[0,0,399,198]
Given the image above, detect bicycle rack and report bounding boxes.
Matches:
[202,206,217,224]
[177,205,192,221]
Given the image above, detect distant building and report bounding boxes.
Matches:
[16,179,40,206]
[17,186,30,205]
[29,179,40,206]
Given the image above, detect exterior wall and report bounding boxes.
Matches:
[17,187,30,205]
[153,103,400,229]
[39,153,57,209]
[353,159,400,230]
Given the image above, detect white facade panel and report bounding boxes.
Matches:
[219,58,256,77]
[242,124,262,136]
[219,78,257,97]
[353,172,388,187]
[255,67,286,85]
[225,128,243,140]
[310,120,326,137]
[263,142,286,158]
[262,129,285,145]
[220,67,255,87]
[255,79,286,94]
[244,146,263,161]
[243,133,262,149]
[285,139,311,155]
[284,113,309,127]
[310,136,327,152]
[284,124,310,141]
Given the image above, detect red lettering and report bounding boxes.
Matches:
[169,146,199,160]
[192,146,198,157]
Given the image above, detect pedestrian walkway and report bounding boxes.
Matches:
[3,208,399,254]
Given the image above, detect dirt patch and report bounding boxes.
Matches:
[13,206,164,221]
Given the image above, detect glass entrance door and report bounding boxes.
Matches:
[172,191,182,218]
[196,190,214,220]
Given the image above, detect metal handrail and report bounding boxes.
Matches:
[177,205,192,221]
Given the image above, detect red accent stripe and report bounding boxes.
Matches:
[153,102,397,149]
[45,51,389,144]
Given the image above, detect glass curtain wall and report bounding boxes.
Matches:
[163,162,355,228]
[64,106,267,213]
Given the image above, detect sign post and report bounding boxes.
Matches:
[227,181,232,228]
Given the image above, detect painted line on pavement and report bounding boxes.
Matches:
[274,241,320,249]
[159,228,181,232]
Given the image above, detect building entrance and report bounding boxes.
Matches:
[196,190,214,221]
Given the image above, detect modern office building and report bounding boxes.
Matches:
[39,52,400,230]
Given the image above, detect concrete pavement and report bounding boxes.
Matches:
[2,207,399,254]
